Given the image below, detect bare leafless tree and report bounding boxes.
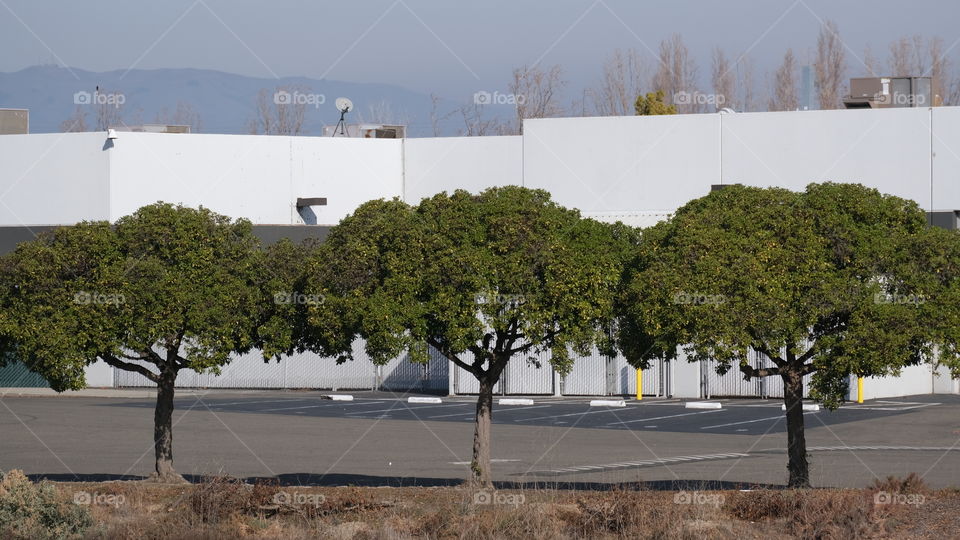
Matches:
[59,106,88,132]
[814,20,847,110]
[887,35,951,105]
[863,45,880,77]
[949,78,960,107]
[889,35,927,76]
[711,47,736,112]
[509,64,566,133]
[249,86,308,135]
[93,87,125,131]
[429,94,452,137]
[769,49,800,111]
[456,101,509,136]
[929,37,948,105]
[738,54,757,112]
[358,99,410,127]
[588,48,650,116]
[155,102,203,132]
[652,34,701,113]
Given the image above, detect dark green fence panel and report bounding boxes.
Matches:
[0,361,49,388]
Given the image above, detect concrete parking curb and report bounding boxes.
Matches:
[408,397,442,404]
[589,399,626,407]
[499,398,535,405]
[686,401,723,409]
[782,403,820,411]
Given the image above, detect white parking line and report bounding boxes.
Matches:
[205,399,312,407]
[700,411,817,430]
[606,409,723,426]
[258,405,326,412]
[807,445,960,452]
[516,407,646,423]
[429,404,552,419]
[257,400,386,412]
[449,459,521,465]
[537,452,749,474]
[842,403,938,411]
[345,403,470,415]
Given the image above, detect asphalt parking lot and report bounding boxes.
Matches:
[1,390,958,489]
[104,392,948,435]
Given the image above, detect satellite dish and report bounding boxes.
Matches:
[332,97,353,137]
[335,97,353,113]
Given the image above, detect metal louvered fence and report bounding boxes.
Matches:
[702,346,814,399]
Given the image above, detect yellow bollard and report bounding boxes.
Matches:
[636,369,642,401]
[857,377,864,404]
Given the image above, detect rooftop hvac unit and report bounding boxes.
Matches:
[321,123,405,138]
[110,124,191,133]
[843,77,932,109]
[0,109,29,134]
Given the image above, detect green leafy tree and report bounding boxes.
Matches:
[302,187,634,486]
[254,237,325,361]
[0,204,264,482]
[634,90,677,115]
[616,183,960,488]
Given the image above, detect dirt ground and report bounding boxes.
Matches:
[25,476,960,539]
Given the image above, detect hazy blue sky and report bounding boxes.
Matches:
[3,0,958,100]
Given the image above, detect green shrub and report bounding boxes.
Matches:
[0,470,92,539]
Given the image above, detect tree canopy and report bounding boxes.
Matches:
[300,186,635,485]
[0,203,265,481]
[616,182,960,487]
[634,90,678,115]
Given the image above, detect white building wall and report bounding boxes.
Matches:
[857,364,934,401]
[292,137,403,225]
[932,107,960,210]
[108,133,403,225]
[721,108,935,208]
[523,115,720,213]
[0,132,110,225]
[402,136,522,203]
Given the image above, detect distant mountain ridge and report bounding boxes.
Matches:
[0,65,444,136]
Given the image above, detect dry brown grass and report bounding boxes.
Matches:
[29,475,956,539]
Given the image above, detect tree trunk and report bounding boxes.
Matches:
[470,377,495,488]
[151,368,185,483]
[781,365,810,488]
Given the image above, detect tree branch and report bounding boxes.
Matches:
[467,344,487,370]
[798,341,818,364]
[740,363,779,380]
[101,354,160,383]
[755,344,785,366]
[170,351,189,370]
[800,363,818,376]
[741,361,817,380]
[428,337,476,375]
[508,340,539,356]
